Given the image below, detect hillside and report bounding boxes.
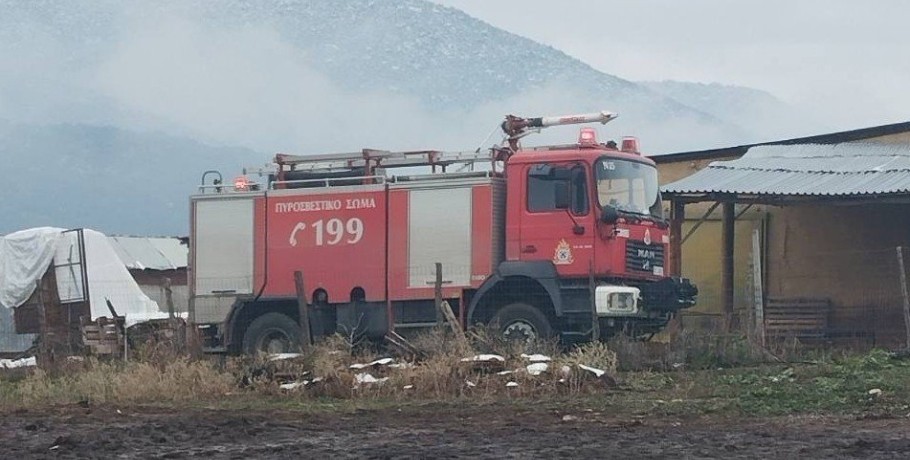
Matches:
[0,0,783,235]
[641,80,825,140]
[0,121,258,235]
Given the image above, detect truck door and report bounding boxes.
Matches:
[519,163,595,276]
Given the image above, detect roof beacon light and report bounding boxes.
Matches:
[621,136,640,155]
[578,127,598,147]
[233,175,251,191]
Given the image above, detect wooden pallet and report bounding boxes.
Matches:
[81,316,125,357]
[764,297,831,339]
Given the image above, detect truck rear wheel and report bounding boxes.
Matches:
[492,302,552,342]
[242,312,301,355]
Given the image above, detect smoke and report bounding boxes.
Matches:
[89,14,592,153]
[1,2,737,156]
[0,1,752,235]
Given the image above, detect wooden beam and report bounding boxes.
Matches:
[293,270,312,350]
[35,280,49,367]
[681,201,721,245]
[669,200,685,276]
[722,202,736,331]
[896,247,910,350]
[735,203,755,220]
[435,262,443,327]
[751,228,765,346]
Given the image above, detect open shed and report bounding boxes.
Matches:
[107,236,188,313]
[663,142,910,347]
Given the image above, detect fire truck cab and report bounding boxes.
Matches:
[188,112,697,353]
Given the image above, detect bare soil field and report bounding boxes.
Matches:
[2,404,910,459]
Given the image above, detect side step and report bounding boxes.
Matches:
[392,322,439,329]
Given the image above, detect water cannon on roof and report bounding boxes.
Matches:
[500,110,618,152]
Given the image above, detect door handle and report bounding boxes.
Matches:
[522,245,537,254]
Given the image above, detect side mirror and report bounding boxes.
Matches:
[600,204,619,224]
[553,182,570,209]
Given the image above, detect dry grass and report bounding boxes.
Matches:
[251,328,624,401]
[0,327,812,409]
[11,357,234,406]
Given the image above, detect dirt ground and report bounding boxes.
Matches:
[2,404,910,459]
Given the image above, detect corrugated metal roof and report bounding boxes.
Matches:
[107,236,187,270]
[652,119,910,164]
[662,143,910,197]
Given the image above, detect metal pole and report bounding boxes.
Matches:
[294,271,312,350]
[895,247,910,349]
[722,202,736,332]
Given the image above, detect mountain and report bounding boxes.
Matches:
[0,121,259,235]
[641,80,829,141]
[0,0,779,235]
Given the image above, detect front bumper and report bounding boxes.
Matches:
[640,277,698,312]
[595,277,697,317]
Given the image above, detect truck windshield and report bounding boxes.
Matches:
[596,158,662,219]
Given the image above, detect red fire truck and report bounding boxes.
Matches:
[189,112,697,353]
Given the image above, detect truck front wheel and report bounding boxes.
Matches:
[242,312,301,355]
[491,302,552,342]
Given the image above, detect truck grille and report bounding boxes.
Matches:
[625,240,665,274]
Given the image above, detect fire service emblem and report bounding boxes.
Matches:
[643,229,652,245]
[553,239,575,265]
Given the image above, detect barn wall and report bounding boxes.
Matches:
[765,204,910,346]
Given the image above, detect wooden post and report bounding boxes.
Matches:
[669,200,685,276]
[751,228,765,346]
[896,247,910,349]
[722,202,736,332]
[434,263,443,327]
[35,280,50,366]
[293,271,312,350]
[163,277,175,319]
[440,300,467,345]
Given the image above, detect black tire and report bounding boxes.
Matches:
[242,312,301,355]
[491,302,553,341]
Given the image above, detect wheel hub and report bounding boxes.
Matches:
[259,330,292,354]
[503,320,538,342]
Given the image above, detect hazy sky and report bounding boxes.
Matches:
[434,0,910,130]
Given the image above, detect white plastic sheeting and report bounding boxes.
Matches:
[0,227,168,327]
[0,227,63,309]
[0,356,36,369]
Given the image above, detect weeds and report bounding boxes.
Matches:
[712,349,910,415]
[11,357,234,406]
[3,328,909,419]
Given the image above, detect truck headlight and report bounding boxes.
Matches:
[595,286,641,316]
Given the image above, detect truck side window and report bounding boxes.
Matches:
[527,164,587,214]
[527,172,558,212]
